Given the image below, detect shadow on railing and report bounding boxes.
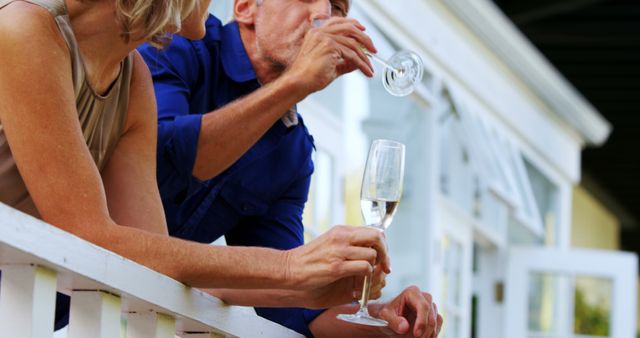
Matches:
[0,203,302,338]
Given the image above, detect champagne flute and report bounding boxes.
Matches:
[337,139,406,326]
[312,19,424,96]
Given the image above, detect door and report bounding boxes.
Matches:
[438,198,474,338]
[505,248,637,338]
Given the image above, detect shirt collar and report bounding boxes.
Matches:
[215,18,297,127]
[220,21,257,83]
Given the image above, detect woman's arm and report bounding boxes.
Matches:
[206,265,386,309]
[0,10,287,288]
[101,52,169,236]
[0,6,387,292]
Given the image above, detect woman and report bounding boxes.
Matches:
[0,0,387,311]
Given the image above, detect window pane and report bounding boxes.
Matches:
[574,276,612,336]
[524,160,559,247]
[303,150,334,240]
[208,1,233,23]
[314,150,334,233]
[528,273,567,334]
[442,315,460,338]
[442,236,463,307]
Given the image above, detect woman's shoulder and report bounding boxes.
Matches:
[0,1,66,51]
[121,50,156,130]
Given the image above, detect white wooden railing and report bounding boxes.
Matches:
[0,203,302,338]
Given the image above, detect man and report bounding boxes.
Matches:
[139,0,443,337]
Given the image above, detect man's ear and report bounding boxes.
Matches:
[234,0,257,26]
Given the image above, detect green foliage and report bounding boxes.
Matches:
[574,288,610,336]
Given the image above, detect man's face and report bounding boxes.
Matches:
[253,0,351,69]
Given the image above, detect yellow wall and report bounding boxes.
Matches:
[571,185,640,331]
[571,185,620,250]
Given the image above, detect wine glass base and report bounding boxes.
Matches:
[336,313,389,327]
[382,50,424,97]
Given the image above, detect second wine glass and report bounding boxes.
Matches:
[336,139,406,327]
[312,19,423,97]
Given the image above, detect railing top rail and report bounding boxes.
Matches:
[0,203,302,337]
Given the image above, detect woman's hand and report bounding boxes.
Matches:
[284,225,390,290]
[298,261,388,309]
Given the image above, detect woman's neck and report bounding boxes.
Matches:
[65,0,141,94]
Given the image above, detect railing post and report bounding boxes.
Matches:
[126,311,176,338]
[68,290,121,338]
[0,265,57,338]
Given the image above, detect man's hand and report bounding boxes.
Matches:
[283,17,376,94]
[284,225,390,291]
[374,286,443,338]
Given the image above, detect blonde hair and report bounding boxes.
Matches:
[115,0,199,47]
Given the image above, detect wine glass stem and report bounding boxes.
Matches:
[358,272,373,314]
[364,51,403,74]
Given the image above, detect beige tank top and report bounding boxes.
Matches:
[0,0,133,217]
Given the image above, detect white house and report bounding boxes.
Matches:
[210,0,637,337]
[6,1,630,337]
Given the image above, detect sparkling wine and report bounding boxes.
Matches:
[360,199,399,230]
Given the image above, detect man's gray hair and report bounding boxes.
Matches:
[256,0,352,7]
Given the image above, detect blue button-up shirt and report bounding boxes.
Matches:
[138,16,322,337]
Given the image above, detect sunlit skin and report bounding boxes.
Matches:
[8,0,440,336]
[237,0,374,84]
[0,0,392,316]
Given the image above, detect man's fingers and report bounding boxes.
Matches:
[434,303,443,337]
[335,43,373,77]
[383,253,392,274]
[427,297,439,338]
[406,288,432,338]
[329,17,366,31]
[320,18,374,50]
[322,21,376,53]
[333,34,374,72]
[378,306,410,335]
[318,17,369,37]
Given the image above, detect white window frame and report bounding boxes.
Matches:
[298,99,344,239]
[437,195,474,338]
[505,248,638,338]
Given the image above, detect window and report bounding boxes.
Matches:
[441,236,465,338]
[303,149,335,239]
[208,2,233,23]
[524,160,559,247]
[438,87,562,246]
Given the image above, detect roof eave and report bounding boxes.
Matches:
[443,0,612,146]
